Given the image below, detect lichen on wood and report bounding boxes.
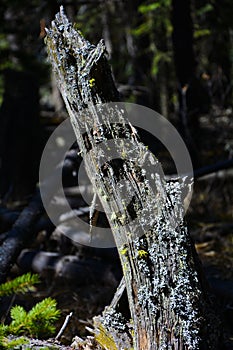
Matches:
[46,7,220,349]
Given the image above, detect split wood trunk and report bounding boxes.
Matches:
[45,7,220,350]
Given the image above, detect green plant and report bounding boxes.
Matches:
[7,297,60,338]
[0,274,61,349]
[132,0,173,77]
[0,273,40,297]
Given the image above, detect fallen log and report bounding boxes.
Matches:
[17,249,121,287]
[194,158,233,179]
[45,7,221,349]
[0,191,44,284]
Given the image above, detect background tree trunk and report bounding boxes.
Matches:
[172,0,196,87]
[45,7,220,349]
[0,69,40,203]
[171,0,210,167]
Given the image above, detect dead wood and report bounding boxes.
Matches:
[0,191,44,284]
[45,7,221,349]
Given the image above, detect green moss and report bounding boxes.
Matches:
[120,247,128,255]
[137,250,148,259]
[89,78,96,87]
[95,324,118,350]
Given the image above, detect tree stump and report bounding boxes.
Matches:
[45,7,220,349]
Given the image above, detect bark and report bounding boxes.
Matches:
[45,7,220,349]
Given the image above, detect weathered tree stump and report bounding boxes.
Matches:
[45,7,220,349]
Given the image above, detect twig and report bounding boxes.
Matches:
[55,311,73,340]
[1,294,16,323]
[109,277,125,309]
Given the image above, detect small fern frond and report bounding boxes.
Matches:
[0,274,60,340]
[28,297,60,320]
[0,324,9,337]
[10,305,27,324]
[0,273,40,297]
[27,298,61,338]
[6,298,60,338]
[8,306,28,336]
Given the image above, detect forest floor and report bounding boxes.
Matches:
[188,106,233,348]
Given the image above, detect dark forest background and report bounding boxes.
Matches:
[1,0,233,201]
[0,0,233,347]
